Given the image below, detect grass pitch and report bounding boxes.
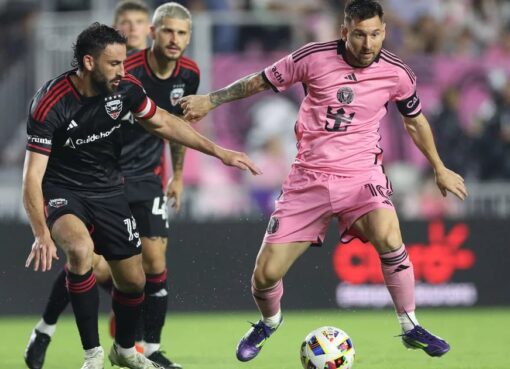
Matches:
[1,308,508,369]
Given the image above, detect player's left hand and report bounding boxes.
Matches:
[435,166,468,200]
[166,176,184,213]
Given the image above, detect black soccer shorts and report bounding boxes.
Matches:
[43,185,142,260]
[124,175,169,238]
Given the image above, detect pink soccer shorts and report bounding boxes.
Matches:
[263,165,395,245]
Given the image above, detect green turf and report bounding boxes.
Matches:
[1,308,509,369]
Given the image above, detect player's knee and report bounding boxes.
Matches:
[253,265,283,289]
[371,224,402,253]
[142,257,166,274]
[115,274,145,293]
[65,241,94,270]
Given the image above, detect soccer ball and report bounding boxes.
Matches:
[300,326,355,369]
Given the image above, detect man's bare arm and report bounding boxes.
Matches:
[180,72,271,121]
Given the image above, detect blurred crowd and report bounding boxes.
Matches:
[2,0,510,219]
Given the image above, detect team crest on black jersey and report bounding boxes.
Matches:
[170,85,185,106]
[337,87,354,104]
[105,94,123,120]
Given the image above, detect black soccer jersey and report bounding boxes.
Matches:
[119,49,200,178]
[26,70,157,193]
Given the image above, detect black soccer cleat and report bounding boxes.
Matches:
[146,351,182,369]
[24,329,51,369]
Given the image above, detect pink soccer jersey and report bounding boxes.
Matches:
[262,40,421,175]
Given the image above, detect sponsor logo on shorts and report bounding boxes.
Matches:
[267,216,279,234]
[48,198,68,208]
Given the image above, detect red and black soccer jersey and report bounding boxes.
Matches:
[119,49,200,178]
[26,70,156,194]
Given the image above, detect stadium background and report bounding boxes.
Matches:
[0,1,509,368]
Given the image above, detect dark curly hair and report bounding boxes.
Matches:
[71,22,127,70]
[344,0,384,23]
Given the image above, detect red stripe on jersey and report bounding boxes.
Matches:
[125,60,144,72]
[27,144,51,153]
[134,96,148,114]
[39,87,72,122]
[123,73,143,88]
[33,79,68,121]
[180,60,200,75]
[125,53,145,69]
[180,56,199,69]
[172,59,181,77]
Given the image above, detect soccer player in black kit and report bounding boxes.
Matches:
[24,3,197,369]
[22,22,260,369]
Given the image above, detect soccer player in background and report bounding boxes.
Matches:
[24,2,199,369]
[22,22,259,369]
[180,0,467,361]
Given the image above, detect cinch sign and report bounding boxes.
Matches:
[333,221,477,308]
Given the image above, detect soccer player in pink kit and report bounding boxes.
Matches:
[180,0,468,360]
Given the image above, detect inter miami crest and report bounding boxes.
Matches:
[170,85,185,106]
[105,94,123,120]
[337,87,354,104]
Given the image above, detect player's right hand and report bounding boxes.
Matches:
[218,148,262,176]
[179,94,215,122]
[25,233,59,272]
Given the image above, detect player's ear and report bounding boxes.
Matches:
[150,25,156,40]
[83,54,94,72]
[340,24,348,41]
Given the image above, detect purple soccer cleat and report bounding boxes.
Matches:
[236,318,283,362]
[401,325,450,357]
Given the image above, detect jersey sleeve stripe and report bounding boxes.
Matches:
[125,60,144,72]
[27,144,51,155]
[125,54,144,69]
[381,50,416,81]
[380,55,415,83]
[291,41,337,59]
[380,50,416,79]
[133,96,156,119]
[33,79,68,121]
[293,45,338,63]
[38,87,72,122]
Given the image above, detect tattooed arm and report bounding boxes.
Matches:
[180,72,271,121]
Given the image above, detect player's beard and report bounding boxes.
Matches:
[91,69,118,95]
[155,44,183,62]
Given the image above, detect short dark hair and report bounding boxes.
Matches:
[344,0,384,23]
[114,0,150,24]
[72,22,127,70]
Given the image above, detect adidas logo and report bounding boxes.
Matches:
[67,119,78,131]
[344,73,357,81]
[392,264,410,274]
